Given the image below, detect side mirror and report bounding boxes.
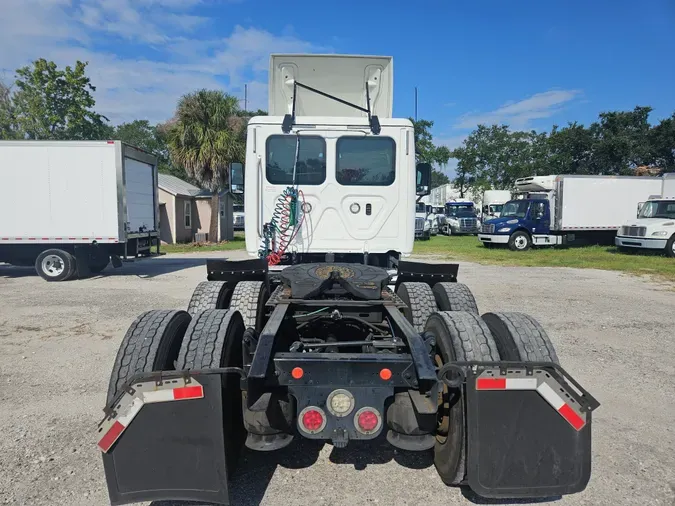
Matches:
[230,162,244,194]
[416,162,431,196]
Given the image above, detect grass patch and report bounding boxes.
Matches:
[161,231,675,282]
[162,233,245,254]
[412,235,675,282]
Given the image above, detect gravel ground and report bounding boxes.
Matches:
[0,252,674,506]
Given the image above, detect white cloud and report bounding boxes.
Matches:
[454,89,582,130]
[0,0,327,124]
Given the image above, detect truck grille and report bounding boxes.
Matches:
[621,226,646,237]
[415,217,425,231]
[482,223,495,234]
[459,218,478,232]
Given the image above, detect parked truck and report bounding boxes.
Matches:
[478,174,663,251]
[615,173,675,257]
[97,55,599,505]
[443,200,480,235]
[0,141,160,280]
[481,189,512,220]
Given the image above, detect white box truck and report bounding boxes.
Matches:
[615,173,675,257]
[478,174,663,250]
[0,140,160,280]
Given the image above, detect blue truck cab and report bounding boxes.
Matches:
[443,201,480,235]
[478,196,552,251]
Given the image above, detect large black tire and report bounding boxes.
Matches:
[176,309,246,473]
[508,230,531,251]
[396,282,438,332]
[481,312,559,364]
[228,281,269,330]
[35,249,76,282]
[666,234,675,258]
[425,311,500,486]
[432,283,479,314]
[187,281,233,316]
[106,310,192,404]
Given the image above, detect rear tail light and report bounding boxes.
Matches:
[299,406,326,434]
[354,407,382,434]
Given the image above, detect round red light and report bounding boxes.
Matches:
[302,409,324,432]
[291,367,304,379]
[357,410,379,432]
[379,368,392,381]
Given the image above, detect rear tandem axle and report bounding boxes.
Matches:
[97,260,599,506]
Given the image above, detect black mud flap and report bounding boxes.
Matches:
[395,260,458,290]
[464,365,599,499]
[100,374,230,505]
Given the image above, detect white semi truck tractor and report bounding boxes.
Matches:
[98,55,599,505]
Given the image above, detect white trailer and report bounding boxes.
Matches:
[0,141,160,280]
[479,175,663,250]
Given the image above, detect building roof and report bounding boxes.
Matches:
[158,173,211,197]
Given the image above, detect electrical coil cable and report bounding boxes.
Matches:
[259,134,307,265]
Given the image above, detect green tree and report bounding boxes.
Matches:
[589,106,653,174]
[411,118,451,188]
[12,59,109,140]
[547,122,594,175]
[165,89,245,242]
[0,81,18,139]
[113,120,188,180]
[649,113,675,171]
[451,125,548,194]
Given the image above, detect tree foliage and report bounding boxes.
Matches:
[165,89,246,241]
[8,59,109,140]
[452,106,675,195]
[411,118,451,189]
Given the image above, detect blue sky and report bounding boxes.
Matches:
[1,0,674,170]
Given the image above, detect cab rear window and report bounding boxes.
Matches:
[336,137,395,186]
[266,135,326,185]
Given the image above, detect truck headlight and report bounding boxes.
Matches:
[506,219,518,224]
[498,227,511,232]
[651,231,668,237]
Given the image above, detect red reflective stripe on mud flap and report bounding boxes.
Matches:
[98,421,124,452]
[476,377,506,390]
[558,403,585,430]
[173,385,203,400]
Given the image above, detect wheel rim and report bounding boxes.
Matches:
[671,242,675,255]
[514,235,527,249]
[41,255,65,277]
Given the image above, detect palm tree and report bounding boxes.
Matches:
[165,89,245,242]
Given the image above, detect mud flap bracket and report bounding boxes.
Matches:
[464,364,598,499]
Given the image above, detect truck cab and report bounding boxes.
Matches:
[244,54,431,266]
[479,197,551,250]
[615,173,675,257]
[415,201,432,240]
[444,201,480,235]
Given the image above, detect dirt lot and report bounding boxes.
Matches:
[1,252,674,506]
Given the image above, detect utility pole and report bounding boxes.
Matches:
[244,84,248,112]
[414,87,418,121]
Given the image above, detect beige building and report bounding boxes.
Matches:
[158,174,231,244]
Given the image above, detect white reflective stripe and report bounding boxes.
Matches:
[536,382,565,410]
[117,397,144,426]
[143,389,175,403]
[505,378,538,390]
